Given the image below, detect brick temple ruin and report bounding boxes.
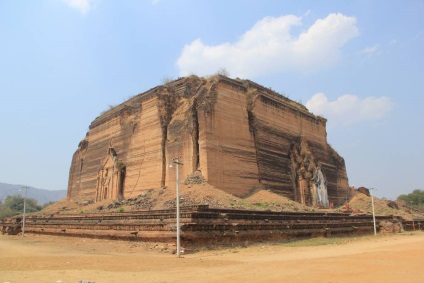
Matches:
[4,75,421,243]
[67,75,349,208]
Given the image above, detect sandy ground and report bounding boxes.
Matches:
[1,232,424,283]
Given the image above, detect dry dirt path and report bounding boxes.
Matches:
[1,232,424,283]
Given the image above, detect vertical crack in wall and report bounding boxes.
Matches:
[157,87,178,188]
[289,139,302,203]
[200,79,219,117]
[192,99,200,170]
[119,105,139,161]
[247,111,262,184]
[246,88,262,184]
[160,125,168,187]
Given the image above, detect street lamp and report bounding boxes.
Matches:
[369,188,377,236]
[20,186,28,237]
[169,158,183,257]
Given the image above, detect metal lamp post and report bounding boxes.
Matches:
[370,188,377,236]
[170,158,183,257]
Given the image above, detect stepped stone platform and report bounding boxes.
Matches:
[2,205,416,246]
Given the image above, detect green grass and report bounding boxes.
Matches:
[280,237,353,247]
[254,202,271,209]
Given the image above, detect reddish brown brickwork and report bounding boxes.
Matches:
[67,75,349,206]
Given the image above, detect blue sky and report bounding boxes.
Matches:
[0,0,423,199]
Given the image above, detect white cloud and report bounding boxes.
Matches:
[152,0,160,5]
[306,93,393,126]
[361,44,379,56]
[177,13,359,78]
[62,0,94,15]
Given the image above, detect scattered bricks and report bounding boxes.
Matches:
[387,201,399,210]
[379,220,403,233]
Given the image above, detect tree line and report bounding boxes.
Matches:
[0,195,53,219]
[397,189,424,210]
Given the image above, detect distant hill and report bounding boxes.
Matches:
[0,182,67,205]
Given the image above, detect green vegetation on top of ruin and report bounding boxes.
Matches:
[96,70,317,121]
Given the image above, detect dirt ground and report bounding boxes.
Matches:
[1,232,424,283]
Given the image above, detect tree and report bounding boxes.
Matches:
[0,195,42,219]
[397,189,424,208]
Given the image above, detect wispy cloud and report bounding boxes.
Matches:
[389,39,397,45]
[177,13,359,78]
[151,0,160,5]
[62,0,95,15]
[414,30,423,41]
[361,44,379,56]
[306,93,393,126]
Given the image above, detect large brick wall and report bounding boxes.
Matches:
[68,75,349,206]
